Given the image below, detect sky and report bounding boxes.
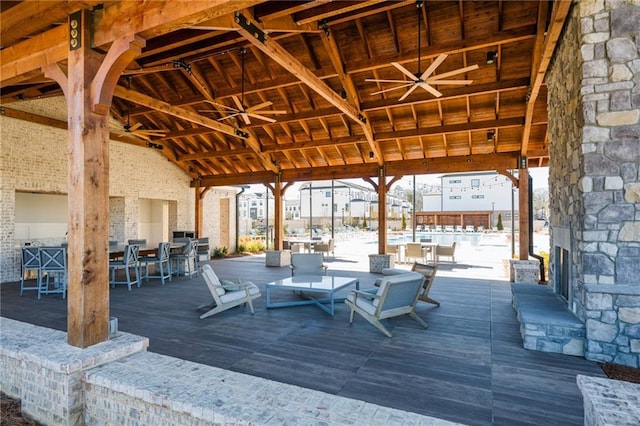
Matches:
[249,167,549,199]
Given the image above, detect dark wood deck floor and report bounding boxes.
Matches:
[1,256,604,425]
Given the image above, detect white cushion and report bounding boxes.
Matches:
[219,282,260,303]
[202,265,225,296]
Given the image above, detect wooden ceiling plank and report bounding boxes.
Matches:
[521,0,570,155]
[349,26,535,74]
[294,0,386,25]
[321,0,412,27]
[386,10,401,54]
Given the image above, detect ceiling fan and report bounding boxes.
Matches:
[122,118,167,142]
[117,78,167,142]
[198,48,286,125]
[366,1,479,101]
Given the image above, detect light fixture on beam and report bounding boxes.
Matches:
[487,130,495,142]
[486,51,498,64]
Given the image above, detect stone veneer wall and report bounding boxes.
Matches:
[547,0,640,367]
[0,97,238,283]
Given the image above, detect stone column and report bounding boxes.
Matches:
[547,0,640,367]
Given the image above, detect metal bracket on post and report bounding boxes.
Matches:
[518,155,528,169]
[235,12,267,44]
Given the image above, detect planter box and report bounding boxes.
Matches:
[509,259,540,284]
[369,254,395,274]
[266,250,291,267]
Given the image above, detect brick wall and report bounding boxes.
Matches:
[1,97,238,283]
[1,318,451,426]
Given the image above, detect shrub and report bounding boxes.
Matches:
[212,246,228,258]
[237,244,247,253]
[239,236,266,253]
[496,213,504,231]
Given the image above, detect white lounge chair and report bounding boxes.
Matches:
[199,264,261,319]
[345,271,427,337]
[380,262,440,307]
[290,253,327,276]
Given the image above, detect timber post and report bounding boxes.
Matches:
[53,9,144,347]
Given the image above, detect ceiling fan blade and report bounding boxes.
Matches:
[391,62,419,81]
[247,113,277,123]
[240,112,251,125]
[398,84,420,102]
[231,96,245,111]
[427,79,474,85]
[122,63,179,76]
[419,53,448,80]
[218,113,241,121]
[419,82,443,98]
[430,64,479,80]
[129,122,143,132]
[246,101,273,112]
[253,109,287,115]
[370,83,413,96]
[366,78,416,84]
[205,100,241,112]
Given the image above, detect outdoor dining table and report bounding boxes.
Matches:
[287,239,320,253]
[389,242,438,264]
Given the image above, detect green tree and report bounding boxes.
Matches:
[496,213,504,231]
[401,212,407,231]
[362,216,367,229]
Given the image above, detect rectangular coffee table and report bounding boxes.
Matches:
[265,275,359,316]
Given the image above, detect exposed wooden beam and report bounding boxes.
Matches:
[318,18,382,164]
[234,11,365,123]
[1,106,150,146]
[195,152,521,187]
[1,1,265,85]
[113,84,278,173]
[178,147,255,161]
[521,0,570,155]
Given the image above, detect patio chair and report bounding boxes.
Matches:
[313,238,335,259]
[138,242,172,285]
[170,239,199,278]
[345,271,427,337]
[385,244,400,263]
[436,242,456,263]
[405,242,426,264]
[20,246,41,296]
[379,263,440,307]
[38,246,67,299]
[198,264,261,319]
[109,244,140,291]
[290,253,327,276]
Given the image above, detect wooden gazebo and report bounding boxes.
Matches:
[1,0,568,346]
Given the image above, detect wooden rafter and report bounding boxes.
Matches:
[520,0,571,155]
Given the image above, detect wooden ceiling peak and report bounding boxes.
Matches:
[1,0,562,185]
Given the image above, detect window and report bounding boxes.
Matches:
[471,179,480,188]
[471,195,485,199]
[449,195,461,199]
[325,191,331,198]
[449,179,461,184]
